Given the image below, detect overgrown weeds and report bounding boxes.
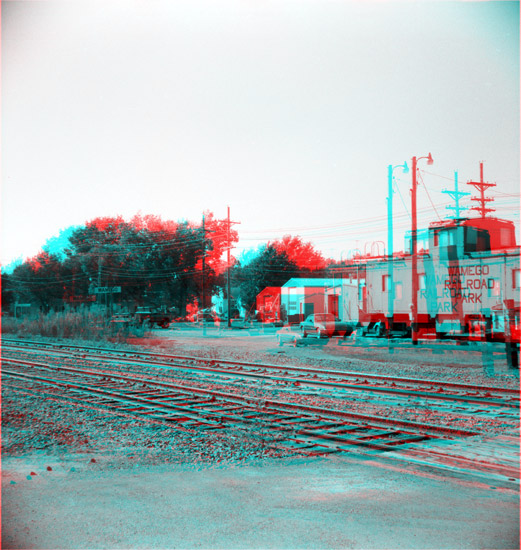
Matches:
[1,310,145,343]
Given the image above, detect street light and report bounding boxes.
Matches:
[387,162,408,338]
[411,153,433,346]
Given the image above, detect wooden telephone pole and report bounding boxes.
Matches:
[226,206,240,327]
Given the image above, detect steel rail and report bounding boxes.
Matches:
[3,343,518,408]
[3,337,517,395]
[2,357,482,438]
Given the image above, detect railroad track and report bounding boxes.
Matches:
[2,338,519,410]
[3,354,485,458]
[4,339,519,485]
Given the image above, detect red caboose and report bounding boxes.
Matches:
[361,217,520,341]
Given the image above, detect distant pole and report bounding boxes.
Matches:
[467,161,496,218]
[202,214,206,337]
[227,206,232,328]
[224,207,240,327]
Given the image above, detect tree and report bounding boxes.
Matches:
[270,235,327,271]
[63,215,207,311]
[30,212,240,313]
[234,245,299,313]
[234,236,330,313]
[9,251,68,312]
[1,273,14,312]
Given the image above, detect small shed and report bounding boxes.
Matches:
[255,286,281,322]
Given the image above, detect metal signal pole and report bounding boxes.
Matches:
[387,162,408,340]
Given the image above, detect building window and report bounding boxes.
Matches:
[513,269,521,289]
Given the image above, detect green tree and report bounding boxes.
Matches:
[234,245,299,313]
[234,236,330,313]
[9,251,68,312]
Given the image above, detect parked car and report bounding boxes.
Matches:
[196,309,221,324]
[299,314,354,340]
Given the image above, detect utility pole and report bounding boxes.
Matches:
[467,162,496,218]
[442,171,470,219]
[202,214,206,336]
[226,206,240,328]
[97,256,107,315]
[410,153,433,346]
[227,207,231,328]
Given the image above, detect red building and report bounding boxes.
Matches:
[256,287,281,322]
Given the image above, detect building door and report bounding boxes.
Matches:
[304,302,314,319]
[328,295,339,318]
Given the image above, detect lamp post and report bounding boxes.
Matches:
[411,153,433,346]
[387,162,408,337]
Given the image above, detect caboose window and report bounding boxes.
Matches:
[419,274,426,290]
[395,282,403,300]
[439,230,456,247]
[382,275,389,292]
[500,228,513,247]
[488,279,500,297]
[358,282,365,301]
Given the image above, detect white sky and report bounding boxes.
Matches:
[2,0,519,267]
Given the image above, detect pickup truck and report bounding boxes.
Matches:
[134,307,172,329]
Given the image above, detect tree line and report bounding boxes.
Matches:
[2,213,331,315]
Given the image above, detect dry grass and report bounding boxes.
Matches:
[1,310,145,343]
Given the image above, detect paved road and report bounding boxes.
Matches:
[2,453,519,549]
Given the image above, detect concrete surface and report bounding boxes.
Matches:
[2,453,519,549]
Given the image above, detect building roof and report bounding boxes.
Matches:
[282,278,338,288]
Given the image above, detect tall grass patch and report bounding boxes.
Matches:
[1,310,144,342]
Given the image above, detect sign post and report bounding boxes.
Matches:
[91,287,121,317]
[92,286,121,294]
